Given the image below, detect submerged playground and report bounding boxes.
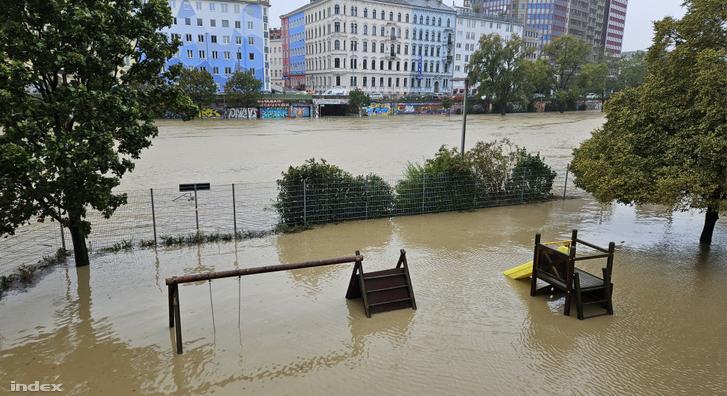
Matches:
[1,197,725,394]
[1,114,726,394]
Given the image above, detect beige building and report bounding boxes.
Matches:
[269,28,284,90]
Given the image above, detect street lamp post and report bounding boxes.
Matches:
[453,77,469,155]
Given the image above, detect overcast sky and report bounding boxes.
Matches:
[269,0,687,52]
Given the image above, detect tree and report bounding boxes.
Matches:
[578,62,609,105]
[348,88,370,114]
[468,34,530,115]
[441,97,453,114]
[178,67,218,108]
[521,58,551,98]
[0,0,197,267]
[571,0,726,245]
[541,35,591,112]
[224,70,262,106]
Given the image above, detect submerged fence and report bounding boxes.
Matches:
[0,166,584,277]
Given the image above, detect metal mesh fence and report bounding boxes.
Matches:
[0,167,586,276]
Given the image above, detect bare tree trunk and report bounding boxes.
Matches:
[699,206,719,245]
[68,216,90,267]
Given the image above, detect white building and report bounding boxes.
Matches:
[452,8,524,93]
[282,0,457,96]
[269,29,284,90]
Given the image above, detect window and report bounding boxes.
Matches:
[196,1,202,10]
[184,18,191,25]
[221,4,228,12]
[222,20,229,28]
[198,34,204,42]
[210,19,216,27]
[249,53,255,60]
[235,21,241,29]
[185,34,192,42]
[380,42,384,52]
[248,37,254,45]
[334,22,340,32]
[363,77,367,87]
[364,25,368,35]
[363,59,368,69]
[248,21,253,30]
[372,9,376,19]
[223,36,230,44]
[211,35,217,43]
[334,58,340,68]
[197,18,203,26]
[236,37,242,44]
[334,4,340,14]
[225,67,232,74]
[398,13,401,22]
[334,40,340,50]
[364,8,368,18]
[187,50,193,58]
[211,51,218,59]
[209,2,215,11]
[389,12,393,21]
[213,67,219,74]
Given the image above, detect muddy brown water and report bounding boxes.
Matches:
[1,113,726,395]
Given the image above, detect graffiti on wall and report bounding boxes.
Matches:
[224,107,258,120]
[394,103,448,115]
[365,103,392,116]
[260,107,289,119]
[291,105,311,118]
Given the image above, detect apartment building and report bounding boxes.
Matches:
[269,28,284,89]
[163,0,271,92]
[472,0,627,58]
[281,0,457,96]
[452,7,524,92]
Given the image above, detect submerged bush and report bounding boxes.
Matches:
[274,159,394,226]
[395,140,557,212]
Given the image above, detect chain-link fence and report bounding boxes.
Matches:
[0,166,584,277]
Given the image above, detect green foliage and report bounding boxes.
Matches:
[468,34,531,115]
[395,140,557,212]
[521,59,552,97]
[441,97,453,109]
[608,52,647,93]
[542,35,591,112]
[578,62,609,101]
[0,0,197,266]
[274,159,395,226]
[224,70,262,106]
[178,67,218,107]
[348,88,371,113]
[571,0,726,244]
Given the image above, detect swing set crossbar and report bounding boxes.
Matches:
[166,254,365,354]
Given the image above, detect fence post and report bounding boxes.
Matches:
[232,184,237,238]
[520,169,526,203]
[194,185,200,235]
[365,180,369,219]
[150,188,158,246]
[563,163,570,200]
[421,174,426,213]
[303,179,307,226]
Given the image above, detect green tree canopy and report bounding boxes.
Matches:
[541,35,591,112]
[571,0,727,244]
[0,0,196,266]
[578,62,609,103]
[348,88,370,114]
[178,67,218,108]
[224,70,262,106]
[467,34,530,115]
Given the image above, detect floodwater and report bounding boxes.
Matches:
[122,112,605,188]
[2,113,727,395]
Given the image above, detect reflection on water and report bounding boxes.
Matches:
[1,197,725,395]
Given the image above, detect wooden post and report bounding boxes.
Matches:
[168,283,175,328]
[173,284,183,354]
[530,233,541,297]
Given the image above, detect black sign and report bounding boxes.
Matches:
[179,183,211,192]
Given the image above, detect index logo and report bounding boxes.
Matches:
[10,381,63,392]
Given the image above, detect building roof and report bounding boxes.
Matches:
[282,0,456,18]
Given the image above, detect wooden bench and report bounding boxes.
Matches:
[530,230,615,320]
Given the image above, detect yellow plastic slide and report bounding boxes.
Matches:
[503,241,571,280]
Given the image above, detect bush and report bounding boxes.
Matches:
[274,159,394,226]
[395,140,557,211]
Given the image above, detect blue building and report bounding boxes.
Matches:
[163,0,271,92]
[281,11,306,90]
